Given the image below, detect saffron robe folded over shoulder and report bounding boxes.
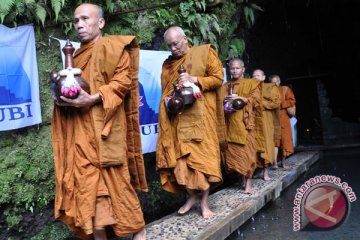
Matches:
[277,85,296,157]
[221,78,263,177]
[156,44,226,193]
[51,35,147,239]
[257,82,281,167]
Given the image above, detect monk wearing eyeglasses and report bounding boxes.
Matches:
[156,26,226,218]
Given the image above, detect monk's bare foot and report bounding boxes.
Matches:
[263,168,271,181]
[241,176,246,189]
[244,187,253,195]
[281,160,289,170]
[244,178,253,195]
[178,195,198,215]
[272,162,278,169]
[200,202,215,219]
[133,228,146,240]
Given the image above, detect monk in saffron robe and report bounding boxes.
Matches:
[156,26,226,218]
[270,74,296,169]
[252,69,280,179]
[51,4,146,240]
[221,59,264,194]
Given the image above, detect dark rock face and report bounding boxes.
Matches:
[245,0,360,145]
[0,207,54,240]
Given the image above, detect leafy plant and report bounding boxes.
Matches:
[30,222,71,240]
[227,38,246,60]
[0,126,54,229]
[0,0,261,61]
[0,0,65,26]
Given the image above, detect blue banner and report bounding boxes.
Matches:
[0,24,42,131]
[138,50,168,153]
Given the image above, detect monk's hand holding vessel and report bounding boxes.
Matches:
[50,39,89,102]
[177,64,199,106]
[166,83,184,115]
[223,83,245,114]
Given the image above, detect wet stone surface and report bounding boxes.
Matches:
[144,151,320,240]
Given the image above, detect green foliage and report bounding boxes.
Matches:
[105,11,156,46]
[35,35,63,122]
[0,0,261,62]
[104,0,115,13]
[4,212,22,229]
[227,38,246,60]
[0,126,54,229]
[51,0,65,22]
[238,0,264,27]
[31,223,71,240]
[35,3,47,26]
[0,0,14,23]
[0,0,66,26]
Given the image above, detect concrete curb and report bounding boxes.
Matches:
[145,151,321,240]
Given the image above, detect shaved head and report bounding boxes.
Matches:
[270,74,281,86]
[164,26,189,57]
[229,58,245,80]
[74,3,105,43]
[229,58,244,68]
[76,3,104,19]
[252,69,266,81]
[163,26,185,39]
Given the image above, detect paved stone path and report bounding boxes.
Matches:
[143,151,320,240]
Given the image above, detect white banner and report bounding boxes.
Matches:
[52,38,167,153]
[0,24,42,131]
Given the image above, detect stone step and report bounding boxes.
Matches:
[144,151,321,240]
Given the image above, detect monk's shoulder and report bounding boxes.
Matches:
[162,56,175,69]
[242,78,261,85]
[263,82,277,90]
[190,44,211,51]
[263,82,274,87]
[96,35,138,49]
[190,44,221,58]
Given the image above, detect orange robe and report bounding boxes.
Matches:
[51,36,147,239]
[156,45,226,193]
[257,82,281,167]
[276,85,296,157]
[221,78,263,178]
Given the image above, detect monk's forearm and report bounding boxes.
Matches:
[99,51,132,101]
[59,90,102,108]
[249,87,261,107]
[90,93,102,105]
[263,99,280,109]
[197,48,224,91]
[197,76,223,90]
